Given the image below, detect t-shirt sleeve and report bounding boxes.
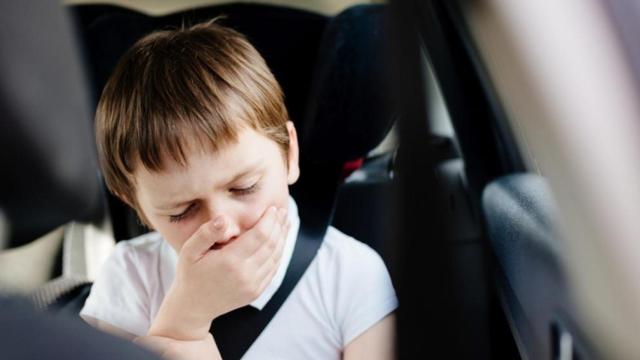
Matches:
[80,242,151,337]
[328,235,398,346]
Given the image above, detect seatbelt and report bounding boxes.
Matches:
[209,219,326,360]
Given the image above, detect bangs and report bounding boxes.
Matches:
[96,21,290,204]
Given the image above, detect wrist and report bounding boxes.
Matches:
[148,283,213,341]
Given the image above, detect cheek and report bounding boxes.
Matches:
[142,207,202,252]
[154,221,200,253]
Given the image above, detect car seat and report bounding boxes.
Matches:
[28,3,396,316]
[71,3,329,241]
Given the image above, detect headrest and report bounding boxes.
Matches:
[0,2,103,248]
[72,3,328,129]
[301,4,394,163]
[73,3,394,166]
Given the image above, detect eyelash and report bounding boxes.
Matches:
[169,203,198,223]
[231,182,260,196]
[168,183,260,223]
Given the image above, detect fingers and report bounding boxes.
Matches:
[253,207,283,257]
[227,206,282,258]
[253,218,290,291]
[254,225,288,296]
[249,207,288,266]
[181,217,228,261]
[219,206,289,304]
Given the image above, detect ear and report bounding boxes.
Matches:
[286,121,300,185]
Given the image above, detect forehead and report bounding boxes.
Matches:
[133,128,280,201]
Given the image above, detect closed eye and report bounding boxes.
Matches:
[169,203,197,223]
[230,182,259,196]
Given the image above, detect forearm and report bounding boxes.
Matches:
[134,333,222,360]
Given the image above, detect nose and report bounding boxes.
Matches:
[205,201,240,243]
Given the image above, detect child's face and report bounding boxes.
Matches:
[133,122,299,253]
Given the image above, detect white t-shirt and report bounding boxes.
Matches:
[80,197,398,359]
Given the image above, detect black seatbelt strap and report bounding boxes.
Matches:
[209,219,325,360]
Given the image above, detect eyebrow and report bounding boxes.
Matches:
[154,160,264,211]
[225,160,264,186]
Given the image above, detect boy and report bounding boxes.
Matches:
[80,20,397,360]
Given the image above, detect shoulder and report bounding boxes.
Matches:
[80,232,165,336]
[98,232,166,283]
[95,231,166,299]
[113,232,165,260]
[317,226,387,274]
[92,231,164,278]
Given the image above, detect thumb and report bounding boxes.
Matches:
[181,217,227,260]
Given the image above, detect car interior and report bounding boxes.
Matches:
[3,1,402,356]
[4,0,640,359]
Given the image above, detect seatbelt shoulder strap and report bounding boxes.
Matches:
[210,220,325,360]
